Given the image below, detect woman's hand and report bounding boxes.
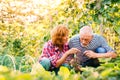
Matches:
[56,48,80,68]
[66,48,80,55]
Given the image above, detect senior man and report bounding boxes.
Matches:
[69,26,117,67]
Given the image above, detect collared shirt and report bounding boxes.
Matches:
[39,40,70,68]
[68,34,115,63]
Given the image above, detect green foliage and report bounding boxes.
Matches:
[1,55,16,71]
[0,0,120,79]
[19,55,35,73]
[0,54,120,79]
[0,0,119,56]
[114,26,120,35]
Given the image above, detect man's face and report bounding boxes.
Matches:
[80,34,93,47]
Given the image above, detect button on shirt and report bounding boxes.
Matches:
[39,40,70,68]
[68,34,114,63]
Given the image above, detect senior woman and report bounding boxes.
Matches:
[39,25,80,74]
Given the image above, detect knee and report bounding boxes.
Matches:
[95,47,107,53]
[39,57,51,70]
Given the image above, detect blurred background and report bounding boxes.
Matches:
[0,0,119,57]
[0,0,120,80]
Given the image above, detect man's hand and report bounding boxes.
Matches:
[84,50,98,58]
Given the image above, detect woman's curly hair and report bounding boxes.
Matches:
[50,25,69,49]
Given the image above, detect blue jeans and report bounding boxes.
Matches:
[39,57,71,75]
[39,57,51,70]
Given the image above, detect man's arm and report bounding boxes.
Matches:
[84,50,117,58]
[99,36,117,58]
[96,51,117,58]
[84,35,117,59]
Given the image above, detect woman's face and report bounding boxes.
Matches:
[62,34,69,44]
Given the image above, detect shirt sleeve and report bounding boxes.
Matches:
[40,43,60,67]
[49,54,60,67]
[100,36,115,52]
[67,39,76,63]
[39,43,49,59]
[68,39,74,49]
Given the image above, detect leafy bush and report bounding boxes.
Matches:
[0,0,119,79]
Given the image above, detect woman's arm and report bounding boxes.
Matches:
[56,48,80,68]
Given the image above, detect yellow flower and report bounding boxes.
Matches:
[0,75,6,80]
[58,66,70,80]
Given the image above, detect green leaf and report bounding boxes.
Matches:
[114,26,120,35]
[101,69,113,77]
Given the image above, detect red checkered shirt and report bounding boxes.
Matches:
[39,40,72,68]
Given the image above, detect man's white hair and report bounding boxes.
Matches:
[79,26,93,36]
